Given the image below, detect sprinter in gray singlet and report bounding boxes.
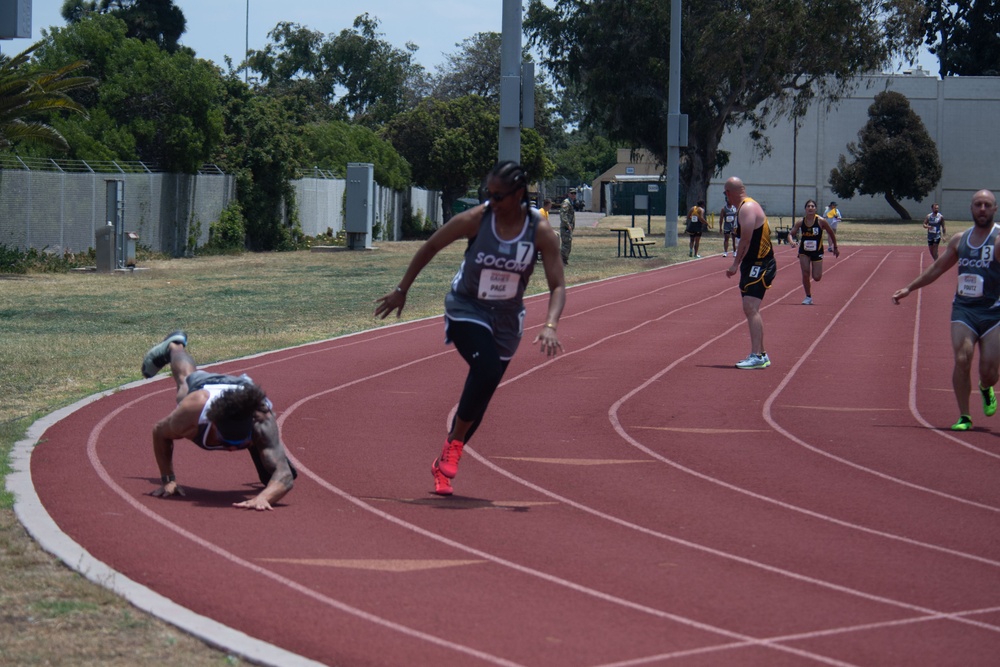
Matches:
[142,331,296,509]
[893,190,1000,431]
[375,161,567,496]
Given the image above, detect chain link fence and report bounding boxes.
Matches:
[0,157,234,256]
[0,158,443,256]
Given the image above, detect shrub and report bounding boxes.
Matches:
[202,203,247,254]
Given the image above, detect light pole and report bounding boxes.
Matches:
[245,0,249,83]
[498,0,521,162]
[664,0,684,248]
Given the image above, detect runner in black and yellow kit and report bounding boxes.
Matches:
[789,199,839,305]
[724,177,776,369]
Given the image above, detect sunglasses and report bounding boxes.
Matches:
[488,188,519,202]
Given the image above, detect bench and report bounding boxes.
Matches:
[627,227,656,257]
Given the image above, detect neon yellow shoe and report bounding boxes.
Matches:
[980,384,997,417]
[951,415,973,431]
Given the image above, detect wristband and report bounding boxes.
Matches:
[395,286,406,294]
[544,322,557,330]
[161,474,175,484]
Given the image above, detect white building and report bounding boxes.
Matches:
[707,69,1000,220]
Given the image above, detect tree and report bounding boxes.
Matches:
[829,91,941,220]
[433,32,503,102]
[551,131,620,184]
[924,0,1000,76]
[247,14,422,127]
[0,44,94,152]
[384,95,553,219]
[301,120,411,190]
[34,14,224,173]
[430,31,560,145]
[525,0,925,210]
[61,0,187,53]
[214,74,302,251]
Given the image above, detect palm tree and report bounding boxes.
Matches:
[0,43,95,151]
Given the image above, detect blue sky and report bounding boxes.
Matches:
[2,1,502,71]
[2,1,939,76]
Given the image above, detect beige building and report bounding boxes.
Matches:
[591,149,662,213]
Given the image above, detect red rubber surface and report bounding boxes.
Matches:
[27,245,1000,666]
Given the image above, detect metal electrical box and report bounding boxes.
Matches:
[95,224,114,273]
[345,162,374,250]
[104,179,125,268]
[125,231,139,267]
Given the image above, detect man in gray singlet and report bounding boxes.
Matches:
[892,190,1000,431]
[142,331,296,508]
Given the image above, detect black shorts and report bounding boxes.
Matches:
[739,257,777,300]
[927,234,942,246]
[799,248,824,262]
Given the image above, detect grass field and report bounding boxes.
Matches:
[0,216,934,665]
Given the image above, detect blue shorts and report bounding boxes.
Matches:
[952,301,1000,338]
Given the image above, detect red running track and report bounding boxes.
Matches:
[11,244,1000,667]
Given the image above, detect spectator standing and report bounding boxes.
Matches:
[824,201,842,252]
[560,189,576,265]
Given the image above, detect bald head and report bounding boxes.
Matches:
[973,189,997,205]
[971,189,998,227]
[724,177,746,206]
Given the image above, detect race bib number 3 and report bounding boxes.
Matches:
[479,269,518,300]
[958,273,984,298]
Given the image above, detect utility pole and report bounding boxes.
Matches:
[498,0,522,163]
[664,0,685,248]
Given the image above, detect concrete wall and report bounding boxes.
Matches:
[706,72,1000,220]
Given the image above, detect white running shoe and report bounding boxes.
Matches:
[802,296,813,305]
[736,353,770,369]
[722,252,728,257]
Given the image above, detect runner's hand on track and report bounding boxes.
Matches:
[233,497,274,511]
[151,482,185,498]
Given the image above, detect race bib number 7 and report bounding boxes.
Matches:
[958,273,984,298]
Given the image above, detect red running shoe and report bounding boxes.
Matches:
[431,459,453,496]
[437,439,464,478]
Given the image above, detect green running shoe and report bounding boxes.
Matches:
[951,415,973,431]
[980,384,997,417]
